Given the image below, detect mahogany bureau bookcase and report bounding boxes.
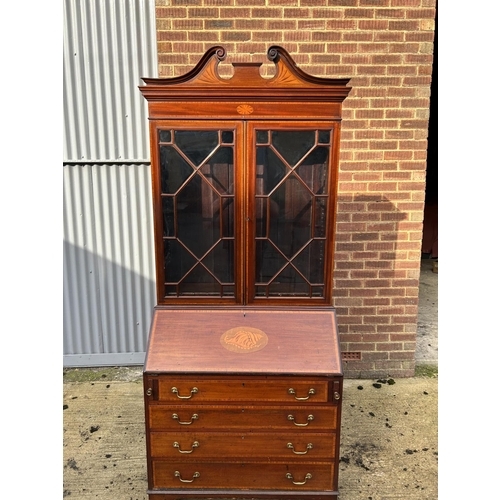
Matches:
[140,46,351,499]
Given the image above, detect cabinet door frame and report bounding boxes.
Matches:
[245,121,341,306]
[150,120,245,305]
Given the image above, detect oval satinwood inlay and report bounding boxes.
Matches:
[220,326,268,353]
[236,104,254,115]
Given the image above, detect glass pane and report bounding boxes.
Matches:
[293,240,326,284]
[255,240,287,284]
[314,198,328,238]
[162,196,175,237]
[256,130,269,144]
[177,175,219,258]
[159,130,171,142]
[255,198,267,238]
[255,163,265,196]
[318,130,330,144]
[221,197,234,238]
[268,266,309,296]
[160,146,193,194]
[303,145,329,165]
[272,130,315,166]
[202,240,234,284]
[163,240,196,283]
[179,264,220,295]
[269,177,312,258]
[175,130,219,166]
[296,147,329,195]
[221,130,234,143]
[256,147,287,195]
[200,147,234,195]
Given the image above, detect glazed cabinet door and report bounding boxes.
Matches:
[246,122,341,306]
[150,121,245,305]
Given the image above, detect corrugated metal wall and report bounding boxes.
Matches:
[63,0,158,366]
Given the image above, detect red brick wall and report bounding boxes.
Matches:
[153,0,437,378]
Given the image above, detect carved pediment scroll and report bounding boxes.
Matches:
[140,46,350,102]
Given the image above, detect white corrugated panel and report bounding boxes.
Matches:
[63,165,103,355]
[63,0,157,162]
[92,163,156,355]
[63,0,158,366]
[63,164,156,365]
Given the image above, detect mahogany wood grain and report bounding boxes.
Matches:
[148,405,338,431]
[144,307,342,376]
[140,46,350,104]
[145,101,344,120]
[151,461,335,490]
[150,431,336,459]
[153,377,329,403]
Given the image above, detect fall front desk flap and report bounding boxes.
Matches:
[144,307,342,376]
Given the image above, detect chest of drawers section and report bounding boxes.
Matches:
[143,307,343,499]
[144,375,343,499]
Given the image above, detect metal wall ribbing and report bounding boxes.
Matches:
[63,0,157,162]
[63,0,158,366]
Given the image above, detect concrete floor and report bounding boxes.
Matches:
[415,258,438,366]
[63,260,438,499]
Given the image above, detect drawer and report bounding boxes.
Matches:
[151,461,335,491]
[146,376,336,403]
[150,431,336,459]
[148,405,338,431]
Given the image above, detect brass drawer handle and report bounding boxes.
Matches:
[173,441,200,454]
[287,442,313,455]
[174,471,200,483]
[288,388,315,400]
[172,413,199,425]
[288,414,314,427]
[286,472,312,485]
[171,386,198,399]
